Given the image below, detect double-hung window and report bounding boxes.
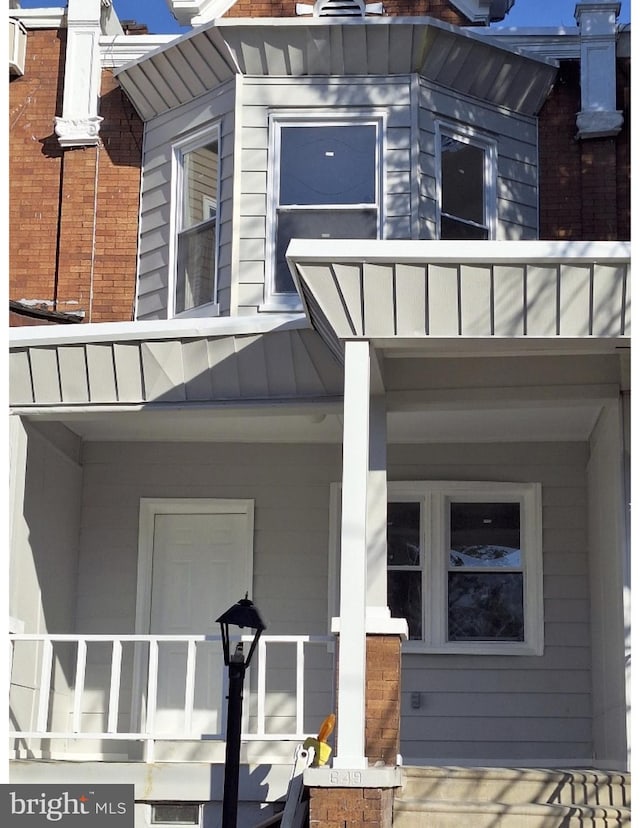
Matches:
[437,124,496,240]
[267,116,383,307]
[387,482,543,655]
[173,126,220,316]
[330,481,543,656]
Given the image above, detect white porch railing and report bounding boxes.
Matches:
[9,633,334,761]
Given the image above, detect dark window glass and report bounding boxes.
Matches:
[448,572,524,641]
[280,125,376,205]
[449,502,521,568]
[441,137,484,224]
[387,502,421,566]
[151,803,199,825]
[388,571,422,640]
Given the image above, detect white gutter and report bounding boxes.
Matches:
[9,313,308,349]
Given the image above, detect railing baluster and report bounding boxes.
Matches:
[36,638,54,733]
[256,637,267,737]
[296,639,305,737]
[184,639,197,735]
[146,639,159,737]
[107,639,123,733]
[72,640,87,734]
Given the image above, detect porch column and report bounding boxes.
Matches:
[334,339,370,769]
[366,394,389,615]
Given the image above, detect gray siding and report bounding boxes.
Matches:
[70,437,594,765]
[137,80,237,321]
[388,441,592,764]
[418,79,539,240]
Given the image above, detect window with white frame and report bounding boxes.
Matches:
[267,116,383,305]
[173,127,220,316]
[330,481,543,656]
[437,125,496,240]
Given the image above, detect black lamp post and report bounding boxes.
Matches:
[216,595,267,828]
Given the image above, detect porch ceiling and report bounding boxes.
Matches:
[115,17,557,120]
[19,399,604,445]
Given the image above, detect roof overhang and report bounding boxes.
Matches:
[115,16,557,120]
[287,240,631,362]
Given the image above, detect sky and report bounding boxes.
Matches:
[15,0,631,35]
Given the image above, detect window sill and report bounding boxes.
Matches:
[401,640,543,657]
[259,296,304,313]
[172,302,220,319]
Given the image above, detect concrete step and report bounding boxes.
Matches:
[397,766,631,809]
[393,798,631,828]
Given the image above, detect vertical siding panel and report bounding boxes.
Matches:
[207,337,241,398]
[183,339,214,401]
[113,343,144,402]
[493,265,525,336]
[427,264,459,335]
[394,264,427,336]
[592,264,626,336]
[236,334,269,397]
[263,332,298,397]
[86,344,118,403]
[29,347,61,404]
[526,265,558,336]
[559,265,592,336]
[58,346,89,404]
[363,263,395,336]
[459,265,492,336]
[310,263,360,337]
[9,349,34,405]
[140,341,186,402]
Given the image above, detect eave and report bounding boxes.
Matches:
[115,17,558,120]
[286,240,630,362]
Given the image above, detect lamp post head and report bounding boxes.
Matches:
[216,595,267,667]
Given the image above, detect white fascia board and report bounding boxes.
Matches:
[100,35,179,68]
[449,0,493,24]
[287,239,631,266]
[9,8,66,28]
[9,314,308,349]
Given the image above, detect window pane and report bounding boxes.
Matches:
[275,208,377,293]
[449,502,521,568]
[183,141,218,229]
[280,125,376,205]
[388,571,422,640]
[448,572,524,641]
[387,502,420,566]
[441,137,484,225]
[440,215,488,240]
[176,220,216,313]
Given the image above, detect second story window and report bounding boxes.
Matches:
[173,127,220,316]
[267,117,383,307]
[437,125,496,240]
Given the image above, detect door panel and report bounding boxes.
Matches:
[148,511,251,736]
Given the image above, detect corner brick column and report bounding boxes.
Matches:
[365,634,402,766]
[307,631,404,828]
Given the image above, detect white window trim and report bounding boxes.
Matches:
[435,121,497,241]
[329,481,543,656]
[147,802,202,827]
[263,111,386,312]
[169,123,221,319]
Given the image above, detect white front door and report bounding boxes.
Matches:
[136,499,254,737]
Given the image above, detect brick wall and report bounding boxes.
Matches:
[309,786,393,828]
[224,0,468,24]
[365,636,401,766]
[538,60,630,241]
[9,28,142,325]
